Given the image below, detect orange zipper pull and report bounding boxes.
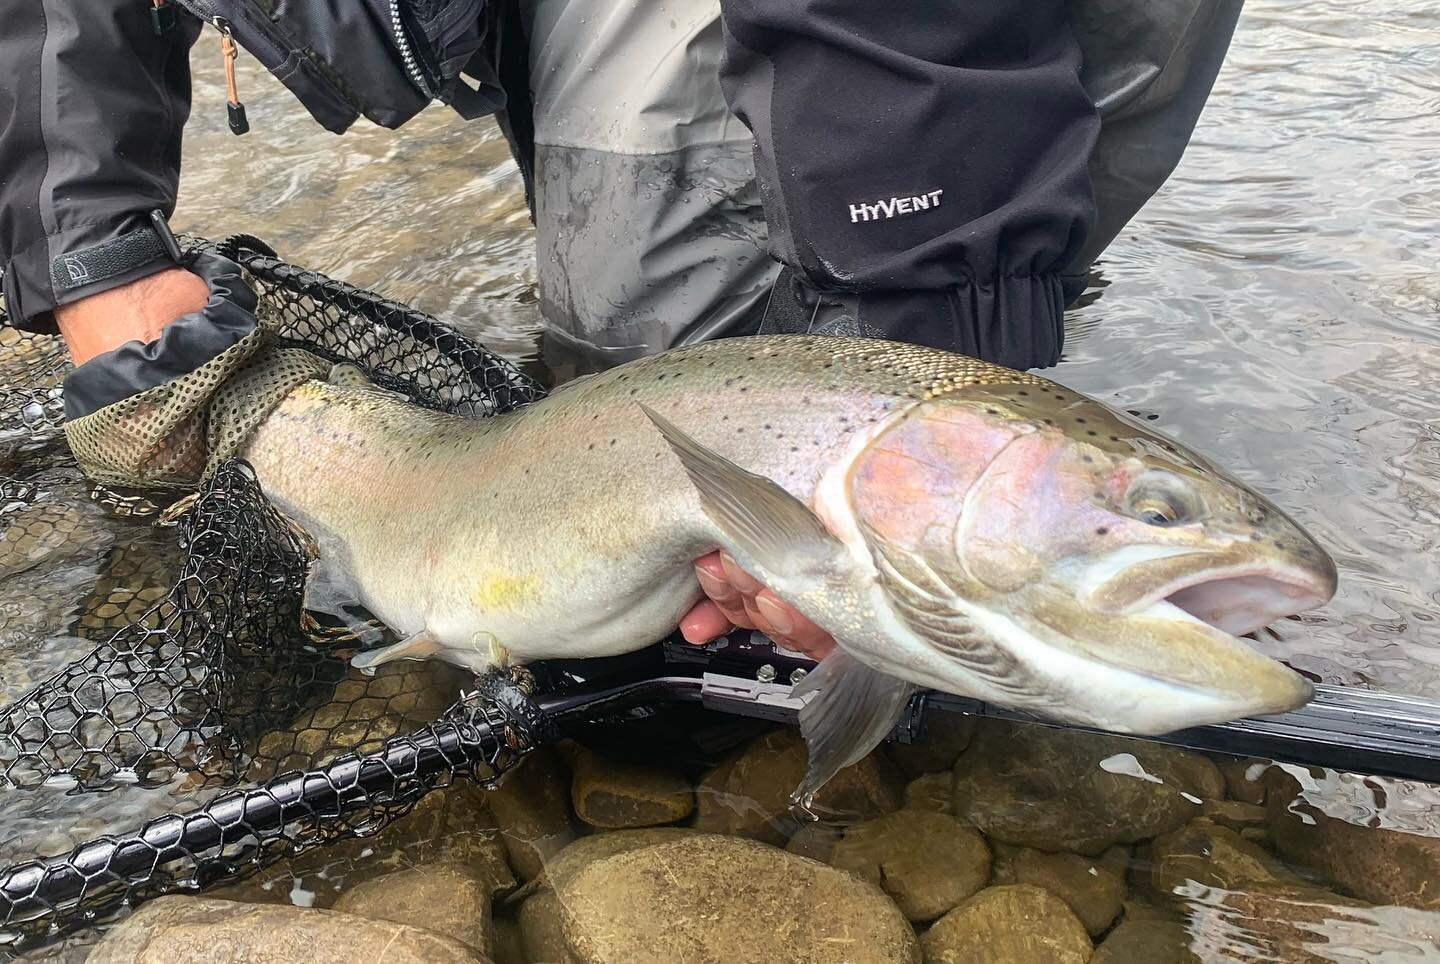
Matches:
[218,19,250,135]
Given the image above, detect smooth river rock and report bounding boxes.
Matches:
[332,861,493,953]
[991,843,1127,936]
[557,834,919,963]
[693,728,905,845]
[1091,918,1199,964]
[531,826,701,893]
[829,811,991,922]
[568,743,694,829]
[903,772,954,815]
[1265,767,1440,910]
[1146,818,1321,898]
[920,885,1092,964]
[886,709,977,777]
[86,896,490,963]
[486,747,579,881]
[952,720,1223,854]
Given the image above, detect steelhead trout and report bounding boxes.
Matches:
[241,336,1336,801]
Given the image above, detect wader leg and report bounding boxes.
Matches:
[522,0,779,377]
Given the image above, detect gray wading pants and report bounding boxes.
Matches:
[524,0,1243,376]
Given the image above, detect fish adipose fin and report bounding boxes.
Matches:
[639,404,843,581]
[352,630,444,672]
[790,649,917,815]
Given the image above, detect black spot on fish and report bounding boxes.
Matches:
[1075,417,1086,424]
[1096,527,1109,536]
[656,374,666,381]
[725,378,737,387]
[1087,430,1098,437]
[588,443,595,450]
[609,439,617,446]
[790,446,799,452]
[1018,390,1029,396]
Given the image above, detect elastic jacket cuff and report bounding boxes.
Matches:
[62,251,259,420]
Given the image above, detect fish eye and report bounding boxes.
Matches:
[1125,472,1199,527]
[1133,498,1180,526]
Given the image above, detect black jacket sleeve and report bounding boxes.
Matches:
[0,2,200,334]
[717,0,1100,369]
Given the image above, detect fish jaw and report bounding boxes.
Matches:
[827,396,1336,734]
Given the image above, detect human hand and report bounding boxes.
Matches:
[679,550,836,660]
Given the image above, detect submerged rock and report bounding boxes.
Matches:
[1214,756,1269,805]
[557,833,918,963]
[519,890,578,964]
[829,811,990,922]
[531,826,700,892]
[486,747,579,881]
[920,884,1091,964]
[568,743,694,829]
[693,728,904,845]
[903,772,953,815]
[951,721,1223,854]
[87,896,489,963]
[886,709,976,777]
[333,862,494,953]
[1146,818,1320,898]
[1091,918,1199,964]
[1265,767,1440,910]
[209,778,513,908]
[990,844,1127,936]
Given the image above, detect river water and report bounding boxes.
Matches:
[0,0,1438,959]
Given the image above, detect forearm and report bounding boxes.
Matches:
[56,269,210,366]
[0,2,200,336]
[717,0,1100,368]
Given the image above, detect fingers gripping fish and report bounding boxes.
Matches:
[239,337,1337,805]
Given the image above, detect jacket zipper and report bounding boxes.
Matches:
[387,0,437,99]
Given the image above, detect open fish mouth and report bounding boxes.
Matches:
[1079,545,1337,639]
[1037,546,1339,728]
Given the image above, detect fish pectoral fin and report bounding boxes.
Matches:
[351,630,445,672]
[789,648,917,816]
[639,404,846,584]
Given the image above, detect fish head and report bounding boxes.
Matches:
[845,385,1337,734]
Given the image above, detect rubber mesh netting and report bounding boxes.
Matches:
[0,239,547,950]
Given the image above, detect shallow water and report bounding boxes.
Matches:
[1,0,1438,959]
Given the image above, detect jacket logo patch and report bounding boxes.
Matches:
[62,256,90,284]
[848,189,943,224]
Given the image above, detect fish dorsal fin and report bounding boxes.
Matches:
[790,649,916,814]
[640,404,845,583]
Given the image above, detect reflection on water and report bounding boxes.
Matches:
[1,0,1438,958]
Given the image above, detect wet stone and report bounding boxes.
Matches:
[217,779,514,908]
[952,720,1223,854]
[990,844,1127,936]
[1265,767,1440,910]
[333,861,494,953]
[486,746,579,881]
[568,742,694,829]
[86,895,490,963]
[829,810,991,922]
[1199,798,1268,834]
[920,884,1092,964]
[693,727,905,846]
[886,709,976,777]
[519,890,578,964]
[1146,818,1322,899]
[557,834,918,963]
[1091,918,1200,964]
[489,916,527,964]
[903,771,953,815]
[783,822,844,862]
[1215,756,1270,805]
[531,826,700,893]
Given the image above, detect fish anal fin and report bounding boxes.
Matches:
[789,648,916,816]
[351,630,445,673]
[640,404,845,585]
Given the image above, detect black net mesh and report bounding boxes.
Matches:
[0,239,548,950]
